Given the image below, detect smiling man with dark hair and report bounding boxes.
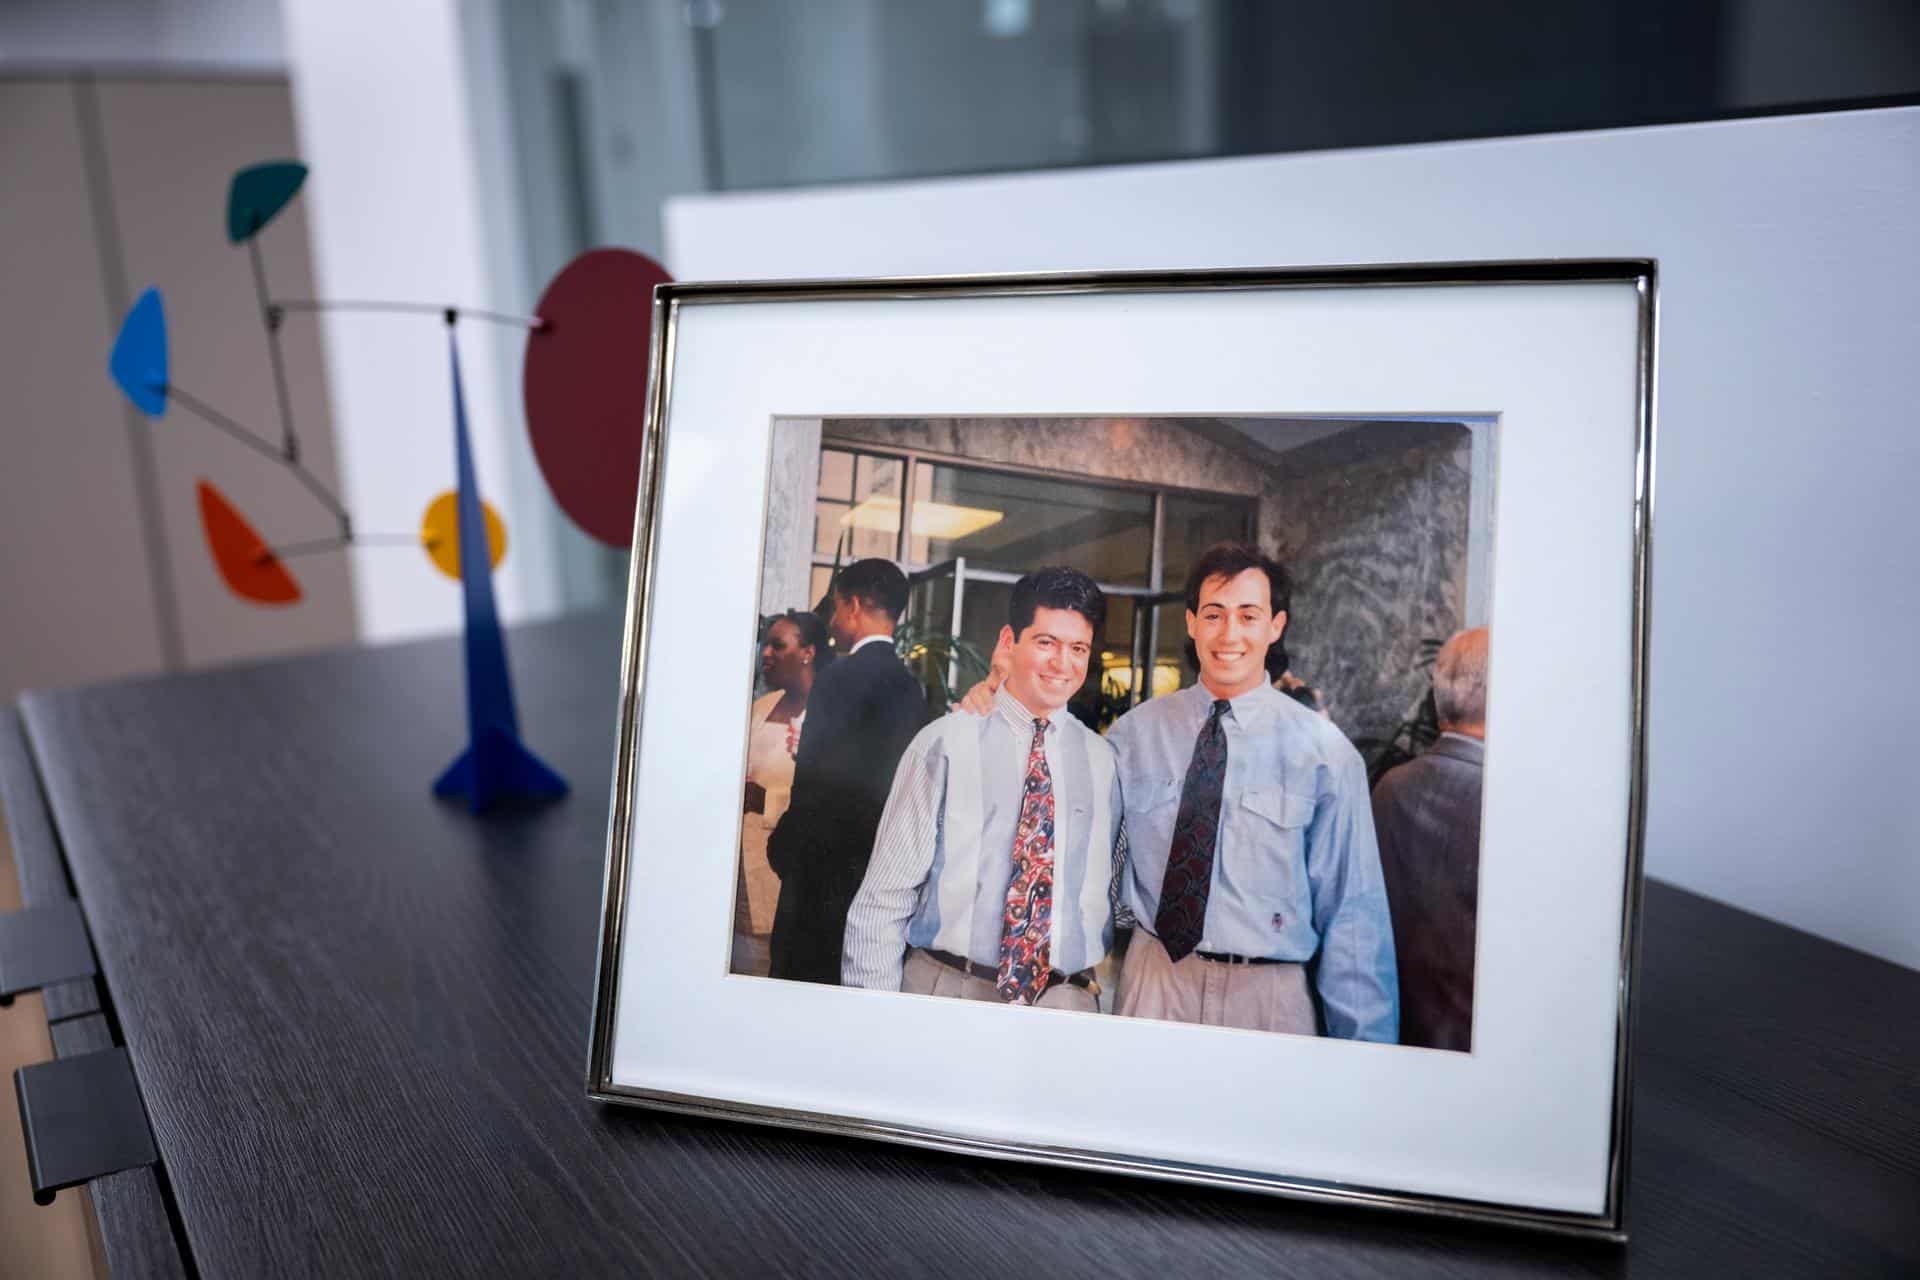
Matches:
[843,567,1125,1008]
[1180,542,1292,682]
[1106,542,1397,1039]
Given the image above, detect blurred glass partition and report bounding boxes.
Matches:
[479,0,1916,620]
[491,0,1920,215]
[689,0,1220,189]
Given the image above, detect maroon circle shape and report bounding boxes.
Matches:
[523,248,673,547]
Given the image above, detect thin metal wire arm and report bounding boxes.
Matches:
[166,385,351,527]
[249,236,302,462]
[273,299,547,330]
[165,386,284,463]
[282,455,352,527]
[259,532,419,563]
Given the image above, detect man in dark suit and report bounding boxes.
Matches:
[768,558,927,984]
[1372,627,1488,1052]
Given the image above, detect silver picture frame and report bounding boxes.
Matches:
[587,260,1657,1241]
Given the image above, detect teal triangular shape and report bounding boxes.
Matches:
[225,161,308,243]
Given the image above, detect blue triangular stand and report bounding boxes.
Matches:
[109,288,168,416]
[432,331,568,813]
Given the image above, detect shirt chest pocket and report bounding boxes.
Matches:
[1229,785,1317,897]
[1123,775,1182,816]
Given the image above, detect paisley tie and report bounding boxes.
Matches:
[996,719,1055,1004]
[1154,699,1230,962]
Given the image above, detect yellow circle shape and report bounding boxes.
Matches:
[419,490,507,580]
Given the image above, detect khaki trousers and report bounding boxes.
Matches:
[1117,931,1317,1035]
[900,948,1099,1013]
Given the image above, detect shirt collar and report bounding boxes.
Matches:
[1189,678,1283,725]
[848,634,893,655]
[993,686,1059,737]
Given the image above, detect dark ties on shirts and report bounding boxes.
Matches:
[1154,699,1231,962]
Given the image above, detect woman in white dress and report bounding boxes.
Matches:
[733,610,827,976]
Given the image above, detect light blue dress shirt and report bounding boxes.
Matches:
[843,689,1124,991]
[1107,681,1399,1042]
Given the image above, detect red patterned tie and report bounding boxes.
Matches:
[996,719,1055,1004]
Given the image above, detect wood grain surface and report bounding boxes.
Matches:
[14,612,1920,1277]
[49,1015,187,1280]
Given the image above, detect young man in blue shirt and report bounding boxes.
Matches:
[965,543,1398,1040]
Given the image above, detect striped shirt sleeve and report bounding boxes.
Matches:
[841,725,946,989]
[1109,812,1137,932]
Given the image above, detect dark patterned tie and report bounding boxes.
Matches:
[1155,699,1231,962]
[996,720,1055,1004]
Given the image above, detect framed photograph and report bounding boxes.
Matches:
[588,262,1655,1239]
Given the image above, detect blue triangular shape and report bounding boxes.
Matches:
[108,288,168,416]
[433,727,569,813]
[226,161,308,243]
[433,333,569,813]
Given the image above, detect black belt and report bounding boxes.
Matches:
[1194,949,1286,966]
[922,948,1098,995]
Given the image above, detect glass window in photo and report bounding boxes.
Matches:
[908,462,1153,585]
[815,448,905,562]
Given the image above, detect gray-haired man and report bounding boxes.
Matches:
[1372,626,1489,1052]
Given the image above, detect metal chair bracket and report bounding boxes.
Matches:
[0,899,96,1005]
[15,1047,159,1204]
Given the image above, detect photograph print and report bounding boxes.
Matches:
[732,413,1494,1053]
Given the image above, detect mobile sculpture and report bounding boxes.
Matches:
[107,160,671,811]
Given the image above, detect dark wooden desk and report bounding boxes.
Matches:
[5,612,1916,1276]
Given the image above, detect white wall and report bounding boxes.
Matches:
[2,81,176,700]
[6,0,579,645]
[281,0,566,641]
[93,77,358,672]
[1,60,358,698]
[666,106,1920,970]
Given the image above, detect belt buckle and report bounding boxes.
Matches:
[1043,969,1099,998]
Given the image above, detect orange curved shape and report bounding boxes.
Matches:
[197,480,302,605]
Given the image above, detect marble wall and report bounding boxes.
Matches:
[1263,423,1475,752]
[760,418,822,615]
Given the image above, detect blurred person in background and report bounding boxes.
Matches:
[1372,626,1488,1052]
[733,610,830,977]
[1276,670,1328,717]
[768,559,926,984]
